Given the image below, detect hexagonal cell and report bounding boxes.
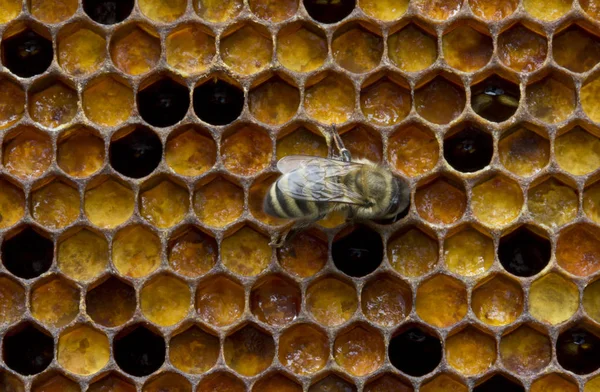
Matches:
[251,275,300,326]
[250,0,298,21]
[140,179,189,228]
[112,225,161,278]
[58,325,109,375]
[58,229,108,282]
[555,127,600,176]
[472,176,524,227]
[165,25,215,75]
[143,373,191,392]
[0,78,24,129]
[526,74,576,123]
[332,25,382,74]
[1,27,53,78]
[197,372,246,392]
[421,374,466,392]
[86,276,135,327]
[364,374,413,392]
[557,326,600,374]
[338,125,382,162]
[0,178,24,230]
[109,126,163,179]
[0,0,21,24]
[31,373,80,392]
[444,228,494,276]
[141,274,190,327]
[469,0,517,20]
[474,375,524,392]
[472,275,523,326]
[499,127,550,177]
[582,74,600,122]
[57,128,105,178]
[446,327,496,376]
[249,77,300,126]
[1,227,53,279]
[277,23,326,73]
[528,178,578,228]
[309,375,357,392]
[169,325,219,374]
[84,178,134,228]
[0,276,24,326]
[524,0,573,20]
[220,24,272,75]
[412,0,461,19]
[388,125,439,177]
[110,25,160,75]
[444,127,493,172]
[168,228,217,277]
[415,178,466,225]
[443,25,493,72]
[388,24,437,73]
[334,325,385,376]
[499,227,551,277]
[360,0,408,20]
[193,177,244,228]
[557,224,600,276]
[587,376,600,392]
[31,179,80,229]
[306,277,357,327]
[304,0,355,23]
[305,73,356,124]
[584,279,600,322]
[165,128,216,177]
[279,324,329,375]
[221,126,272,177]
[415,76,465,124]
[139,0,185,22]
[333,226,383,277]
[58,27,106,76]
[252,373,302,392]
[31,277,79,328]
[83,76,134,127]
[498,24,547,73]
[196,275,245,326]
[585,182,600,223]
[277,231,327,278]
[3,127,52,180]
[389,326,442,376]
[276,127,327,160]
[3,323,53,375]
[28,81,78,128]
[224,324,275,377]
[83,0,133,24]
[388,228,438,277]
[114,325,166,377]
[416,275,467,328]
[138,77,190,128]
[531,374,578,392]
[360,77,411,126]
[193,78,244,125]
[471,76,520,123]
[361,275,411,327]
[222,227,271,276]
[194,0,242,22]
[500,325,551,374]
[553,26,600,73]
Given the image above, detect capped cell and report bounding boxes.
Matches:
[31,179,80,229]
[306,277,358,326]
[499,126,550,177]
[444,126,493,173]
[83,75,134,127]
[2,126,52,180]
[557,326,600,374]
[193,176,244,228]
[84,177,135,228]
[57,26,106,76]
[109,126,163,179]
[3,323,54,375]
[278,324,329,375]
[1,27,53,78]
[415,177,467,225]
[472,175,524,227]
[58,229,108,282]
[28,80,78,129]
[277,23,327,73]
[443,24,493,72]
[0,77,25,129]
[415,75,465,124]
[168,227,217,277]
[528,177,578,228]
[83,0,134,24]
[1,226,53,279]
[388,227,439,277]
[500,325,551,374]
[31,276,80,328]
[221,125,272,177]
[445,327,496,376]
[360,76,411,126]
[498,226,551,277]
[112,225,161,278]
[194,0,242,22]
[86,276,136,327]
[526,74,576,124]
[57,127,105,178]
[196,275,245,327]
[555,126,600,176]
[141,274,191,326]
[57,325,110,375]
[251,275,300,326]
[0,276,25,326]
[113,325,166,377]
[332,24,383,73]
[334,324,385,376]
[169,325,219,374]
[224,324,275,377]
[388,23,437,73]
[277,231,328,278]
[361,274,411,327]
[389,325,442,377]
[220,24,273,76]
[304,73,356,124]
[110,25,160,76]
[0,178,25,229]
[140,179,189,228]
[444,227,494,276]
[193,78,244,126]
[556,223,600,276]
[472,275,523,326]
[222,226,272,277]
[416,275,467,328]
[388,125,439,177]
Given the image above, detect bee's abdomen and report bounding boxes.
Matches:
[263,176,320,219]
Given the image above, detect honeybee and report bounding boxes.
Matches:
[264,127,410,246]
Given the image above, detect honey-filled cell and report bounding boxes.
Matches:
[360,78,411,126]
[141,274,190,327]
[221,126,272,177]
[197,372,246,392]
[527,178,578,228]
[304,74,356,124]
[0,276,25,326]
[557,224,600,276]
[415,76,465,124]
[32,374,80,392]
[415,178,467,225]
[421,374,466,392]
[2,127,52,180]
[442,25,493,72]
[524,0,573,20]
[388,125,439,177]
[194,0,243,22]
[193,177,244,228]
[220,24,272,76]
[361,275,412,327]
[530,374,578,392]
[277,24,327,73]
[168,228,217,278]
[334,325,385,376]
[278,324,329,375]
[388,228,439,277]
[498,24,548,73]
[57,325,110,376]
[277,231,328,278]
[166,128,216,177]
[360,0,409,20]
[445,327,496,376]
[84,178,135,229]
[0,78,25,129]
[499,127,550,177]
[412,0,462,20]
[58,28,106,76]
[28,81,78,129]
[252,373,302,392]
[306,277,358,327]
[57,128,105,178]
[585,182,600,223]
[140,180,189,229]
[83,76,134,127]
[526,75,576,124]
[416,275,467,328]
[112,225,161,278]
[500,325,552,374]
[223,324,275,377]
[143,373,192,392]
[169,326,219,374]
[31,180,80,230]
[86,277,136,328]
[249,0,298,22]
[31,277,80,328]
[138,0,186,22]
[332,26,383,74]
[57,229,108,282]
[341,126,383,162]
[196,276,245,327]
[249,77,300,126]
[0,178,25,229]
[444,228,494,276]
[110,25,160,75]
[251,276,300,326]
[388,24,437,73]
[222,227,272,277]
[555,127,600,176]
[471,275,524,326]
[471,176,524,227]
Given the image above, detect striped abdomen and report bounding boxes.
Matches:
[263,171,327,220]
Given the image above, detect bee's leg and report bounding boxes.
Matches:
[323,125,352,162]
[270,229,291,248]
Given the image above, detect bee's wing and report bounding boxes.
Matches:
[276,156,368,205]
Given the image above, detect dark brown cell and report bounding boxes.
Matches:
[2,227,53,280]
[3,324,53,376]
[444,127,493,173]
[114,326,165,377]
[1,29,52,78]
[498,227,551,277]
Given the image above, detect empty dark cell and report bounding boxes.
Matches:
[193,80,244,126]
[389,327,442,376]
[138,80,190,128]
[309,375,357,392]
[114,326,165,377]
[471,77,520,122]
[1,30,53,78]
[473,375,524,392]
[332,226,383,277]
[304,0,356,23]
[83,0,134,24]
[557,327,600,374]
[109,127,162,179]
[498,227,551,277]
[1,227,53,280]
[3,324,53,375]
[444,127,493,173]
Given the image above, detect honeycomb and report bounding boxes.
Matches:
[1,0,600,391]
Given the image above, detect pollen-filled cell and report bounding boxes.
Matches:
[309,375,357,392]
[500,325,552,374]
[360,79,411,126]
[141,275,190,326]
[169,326,219,374]
[499,127,550,177]
[168,229,217,278]
[57,326,110,376]
[0,277,25,326]
[553,26,600,73]
[278,324,329,375]
[196,276,245,327]
[31,277,80,328]
[140,180,189,228]
[306,277,358,327]
[166,128,216,177]
[527,178,578,228]
[197,373,245,392]
[526,75,576,124]
[221,126,272,177]
[83,76,134,127]
[334,326,385,376]
[111,26,160,75]
[223,325,275,377]
[252,373,302,392]
[412,0,462,19]
[555,127,600,176]
[193,177,244,227]
[332,26,383,73]
[361,275,411,327]
[585,182,600,223]
[442,25,493,72]
[388,228,439,277]
[138,0,186,22]
[58,230,108,282]
[531,374,578,392]
[471,275,524,326]
[360,0,409,20]
[112,225,161,278]
[0,179,25,229]
[415,77,465,124]
[498,24,547,73]
[58,28,106,76]
[222,227,272,277]
[220,25,273,75]
[581,75,600,123]
[86,277,136,328]
[584,279,600,323]
[524,0,573,20]
[84,179,134,229]
[29,82,78,129]
[416,275,467,328]
[277,231,328,278]
[3,127,52,180]
[0,0,21,24]
[471,176,524,227]
[304,74,356,124]
[166,25,215,75]
[421,374,467,392]
[30,0,77,23]
[556,224,600,276]
[469,0,518,20]
[251,276,300,326]
[31,180,80,229]
[388,24,437,73]
[143,373,192,392]
[276,127,328,160]
[444,228,494,276]
[341,126,383,162]
[529,273,579,325]
[0,78,25,129]
[364,374,413,392]
[415,178,467,225]
[32,374,80,392]
[277,24,327,73]
[57,128,105,178]
[388,125,439,177]
[249,0,298,22]
[195,0,243,22]
[445,327,496,376]
[249,78,300,125]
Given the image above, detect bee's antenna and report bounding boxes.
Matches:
[330,125,352,162]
